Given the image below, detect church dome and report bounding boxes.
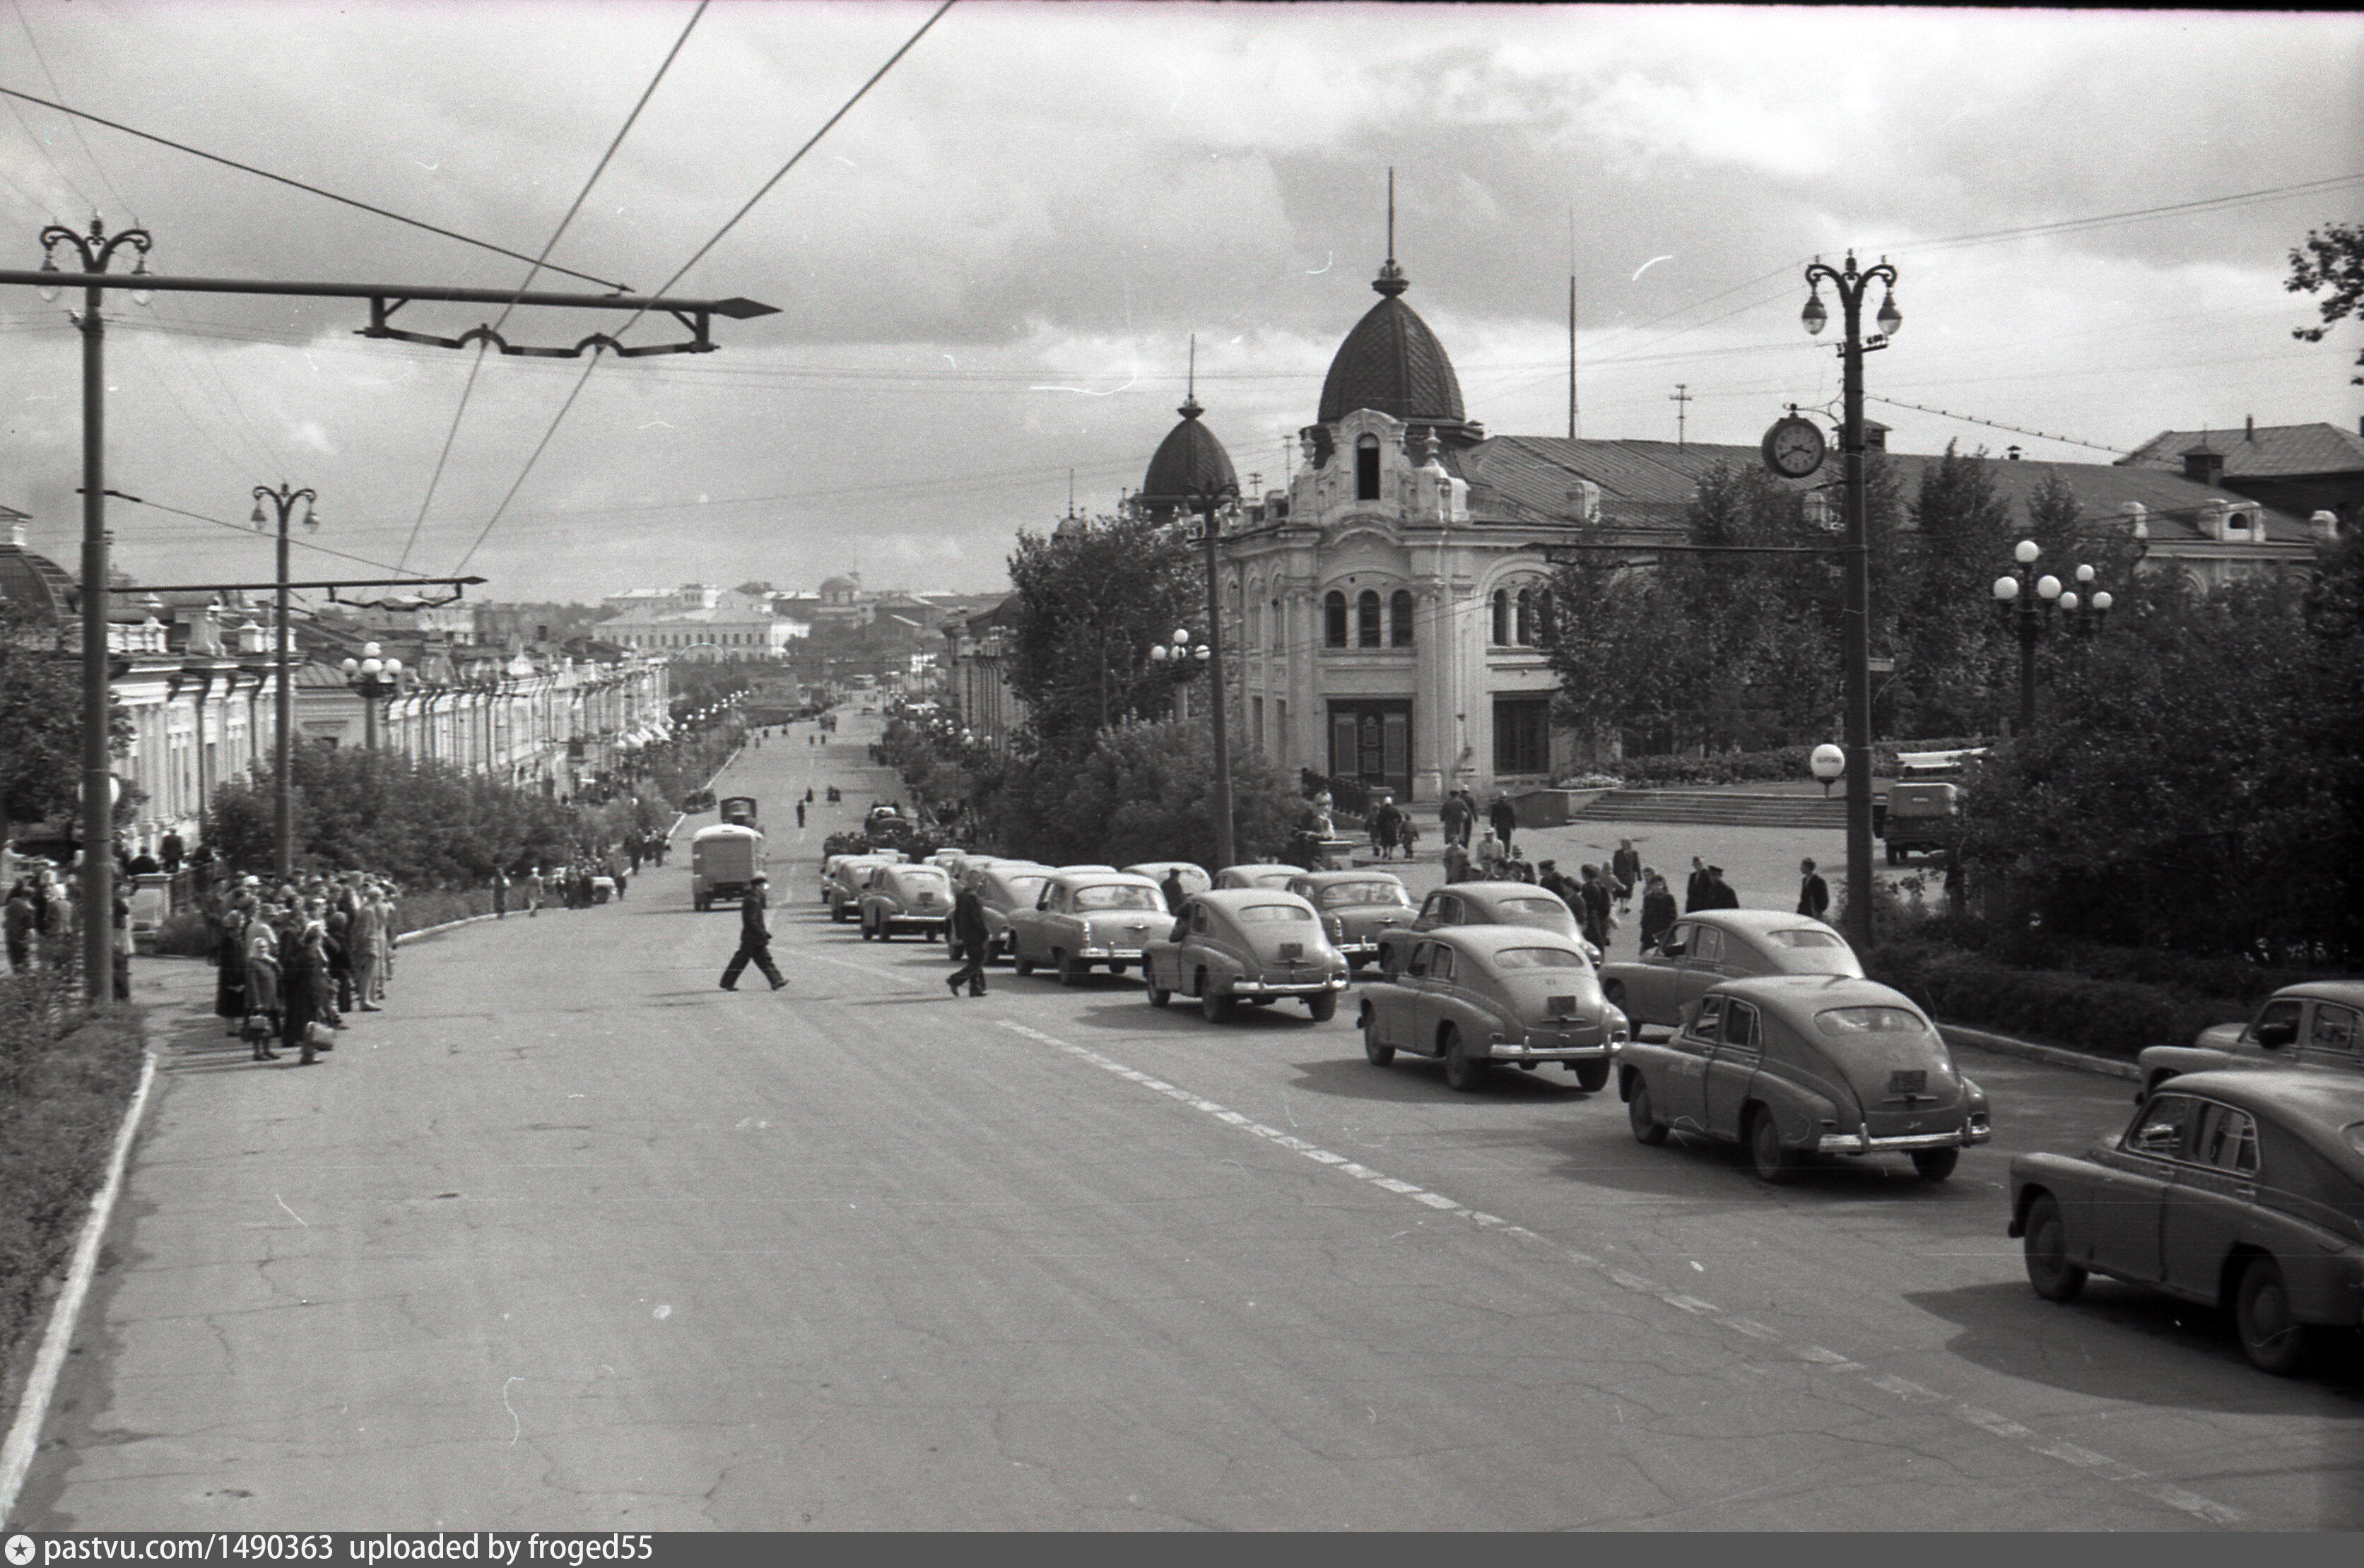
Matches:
[0,521,76,621]
[1317,260,1466,428]
[1137,396,1238,515]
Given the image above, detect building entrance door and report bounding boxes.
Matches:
[1327,700,1413,801]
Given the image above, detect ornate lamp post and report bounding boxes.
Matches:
[339,641,405,750]
[249,483,318,876]
[1801,250,1900,950]
[1991,539,2113,734]
[1146,625,1212,721]
[38,218,151,1000]
[1139,385,1242,869]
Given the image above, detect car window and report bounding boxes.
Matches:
[1420,892,1448,921]
[1428,948,1457,983]
[2125,1094,2199,1159]
[2249,998,2304,1047]
[1724,1001,1762,1051]
[2310,1004,2361,1056]
[1237,904,1315,924]
[1765,929,1845,950]
[1075,885,1162,912]
[1689,928,1724,963]
[1490,947,1587,971]
[1686,996,1724,1046]
[1406,943,1433,979]
[1490,897,1572,928]
[999,876,1046,905]
[1659,923,1690,957]
[2190,1101,2261,1174]
[1189,904,1211,935]
[1321,881,1411,907]
[1037,886,1059,912]
[1814,1006,1934,1037]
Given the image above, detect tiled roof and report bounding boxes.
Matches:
[0,538,76,618]
[2119,423,2364,478]
[1464,436,2315,544]
[1318,284,1467,427]
[1139,399,1238,506]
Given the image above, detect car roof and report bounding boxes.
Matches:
[1418,924,1589,958]
[1290,870,1405,887]
[2153,1068,2364,1171]
[1125,861,1207,876]
[1708,974,1919,1015]
[2264,980,2364,1007]
[1046,870,1160,889]
[1198,888,1316,912]
[1220,863,1301,877]
[690,824,763,842]
[886,862,949,877]
[1675,909,1847,938]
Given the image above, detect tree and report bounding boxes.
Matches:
[977,717,1300,870]
[1005,514,1202,755]
[2287,222,2364,384]
[0,598,129,863]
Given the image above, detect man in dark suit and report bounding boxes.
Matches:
[948,885,991,997]
[720,873,787,991]
[1702,866,1741,910]
[1685,856,1713,913]
[1796,858,1831,921]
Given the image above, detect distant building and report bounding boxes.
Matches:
[599,583,799,660]
[2120,418,2363,542]
[943,594,1024,753]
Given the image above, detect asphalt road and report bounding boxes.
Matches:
[18,715,2363,1531]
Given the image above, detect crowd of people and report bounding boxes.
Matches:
[202,873,400,1066]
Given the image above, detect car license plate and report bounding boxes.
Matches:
[1888,1069,1927,1094]
[917,893,935,906]
[1279,943,1304,960]
[1546,995,1577,1018]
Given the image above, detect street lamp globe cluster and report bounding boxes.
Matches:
[1992,538,2115,734]
[1146,627,1211,665]
[339,641,404,750]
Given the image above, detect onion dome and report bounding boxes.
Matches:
[0,518,77,620]
[1137,395,1239,519]
[1317,259,1467,429]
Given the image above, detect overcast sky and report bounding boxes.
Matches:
[2,1,2358,606]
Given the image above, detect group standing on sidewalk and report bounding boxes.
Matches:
[204,871,399,1066]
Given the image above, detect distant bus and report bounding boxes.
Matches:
[719,796,759,828]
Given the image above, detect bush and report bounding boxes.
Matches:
[1580,737,1991,789]
[0,971,144,1391]
[148,909,213,957]
[1865,938,2250,1061]
[391,888,495,935]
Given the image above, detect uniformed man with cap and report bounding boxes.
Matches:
[720,872,787,991]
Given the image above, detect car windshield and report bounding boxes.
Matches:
[1490,897,1573,926]
[900,871,950,890]
[1247,871,1295,888]
[1765,929,1845,949]
[1814,1005,1932,1037]
[1491,947,1587,971]
[1320,882,1409,907]
[1237,903,1315,924]
[996,876,1047,902]
[1074,885,1162,911]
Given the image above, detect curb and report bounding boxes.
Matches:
[1940,1023,2141,1083]
[393,912,501,946]
[0,1037,160,1527]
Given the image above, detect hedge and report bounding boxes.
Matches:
[1583,736,1992,789]
[1866,938,2251,1061]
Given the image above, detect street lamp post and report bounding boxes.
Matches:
[1801,250,1900,950]
[1990,540,2112,734]
[1188,494,1239,870]
[39,218,151,1001]
[249,484,318,876]
[1146,626,1211,721]
[339,641,404,750]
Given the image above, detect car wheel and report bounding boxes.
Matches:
[1911,1148,1960,1181]
[1306,991,1337,1023]
[2021,1194,2086,1303]
[2236,1255,2319,1376]
[1147,983,1171,1008]
[1361,1006,1394,1066]
[878,924,893,941]
[1442,1025,1484,1092]
[1628,1079,1668,1145]
[1346,955,1366,976]
[1057,950,1083,986]
[860,916,874,941]
[1573,1059,1611,1093]
[1201,983,1231,1024]
[1748,1107,1799,1185]
[1014,953,1035,977]
[831,903,848,923]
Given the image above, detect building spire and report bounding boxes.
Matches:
[1375,167,1407,296]
[1180,333,1202,420]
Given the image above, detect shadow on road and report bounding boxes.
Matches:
[1529,1123,1991,1206]
[1281,1053,1599,1105]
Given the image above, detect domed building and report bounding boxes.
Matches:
[1142,245,1577,804]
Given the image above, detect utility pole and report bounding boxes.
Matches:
[1568,208,1580,440]
[251,483,317,876]
[1669,384,1693,447]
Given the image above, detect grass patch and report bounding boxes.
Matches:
[0,969,146,1393]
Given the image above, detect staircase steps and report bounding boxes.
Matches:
[1570,789,1845,830]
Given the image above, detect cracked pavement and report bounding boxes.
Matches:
[17,717,2363,1530]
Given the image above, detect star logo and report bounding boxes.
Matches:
[6,1535,37,1567]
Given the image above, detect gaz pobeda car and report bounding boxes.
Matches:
[1213,863,1303,892]
[1124,862,1213,909]
[1143,888,1350,1022]
[2134,980,2364,1100]
[1374,882,1593,977]
[2009,1069,2364,1376]
[858,861,955,942]
[1007,870,1169,984]
[822,851,902,921]
[1598,909,1864,1034]
[1358,926,1627,1092]
[1285,871,1413,972]
[1619,975,1992,1184]
[970,863,1053,962]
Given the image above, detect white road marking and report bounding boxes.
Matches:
[995,1016,2249,1528]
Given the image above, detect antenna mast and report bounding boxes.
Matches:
[1568,208,1580,440]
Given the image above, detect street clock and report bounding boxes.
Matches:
[1762,413,1827,480]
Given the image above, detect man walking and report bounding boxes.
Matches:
[1796,857,1830,921]
[1611,839,1641,915]
[1702,865,1740,910]
[1489,794,1519,859]
[523,866,544,916]
[719,873,787,991]
[492,867,510,919]
[1685,856,1713,914]
[1369,794,1404,861]
[1438,790,1471,851]
[947,883,990,997]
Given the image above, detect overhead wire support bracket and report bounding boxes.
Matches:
[359,297,720,358]
[107,574,486,595]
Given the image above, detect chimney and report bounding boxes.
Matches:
[6,521,24,549]
[1862,420,1889,453]
[2006,445,2022,461]
[2245,415,2254,442]
[2181,442,2224,486]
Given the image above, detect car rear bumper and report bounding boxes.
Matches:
[1817,1127,1991,1154]
[881,914,946,931]
[1232,977,1347,998]
[1486,1037,1618,1063]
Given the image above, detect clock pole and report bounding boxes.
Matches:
[1800,252,1899,950]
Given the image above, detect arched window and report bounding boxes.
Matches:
[1389,589,1415,647]
[1490,589,1510,647]
[1516,589,1534,647]
[1324,591,1348,648]
[1357,590,1382,648]
[1356,435,1382,502]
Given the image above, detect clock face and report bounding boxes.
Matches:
[1763,416,1826,479]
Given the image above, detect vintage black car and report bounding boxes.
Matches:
[1358,926,1625,1092]
[2135,980,2364,1099]
[2009,1070,2364,1376]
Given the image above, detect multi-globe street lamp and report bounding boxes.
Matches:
[1800,250,1901,950]
[1146,625,1212,721]
[339,641,406,750]
[249,483,319,876]
[1991,539,2114,734]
